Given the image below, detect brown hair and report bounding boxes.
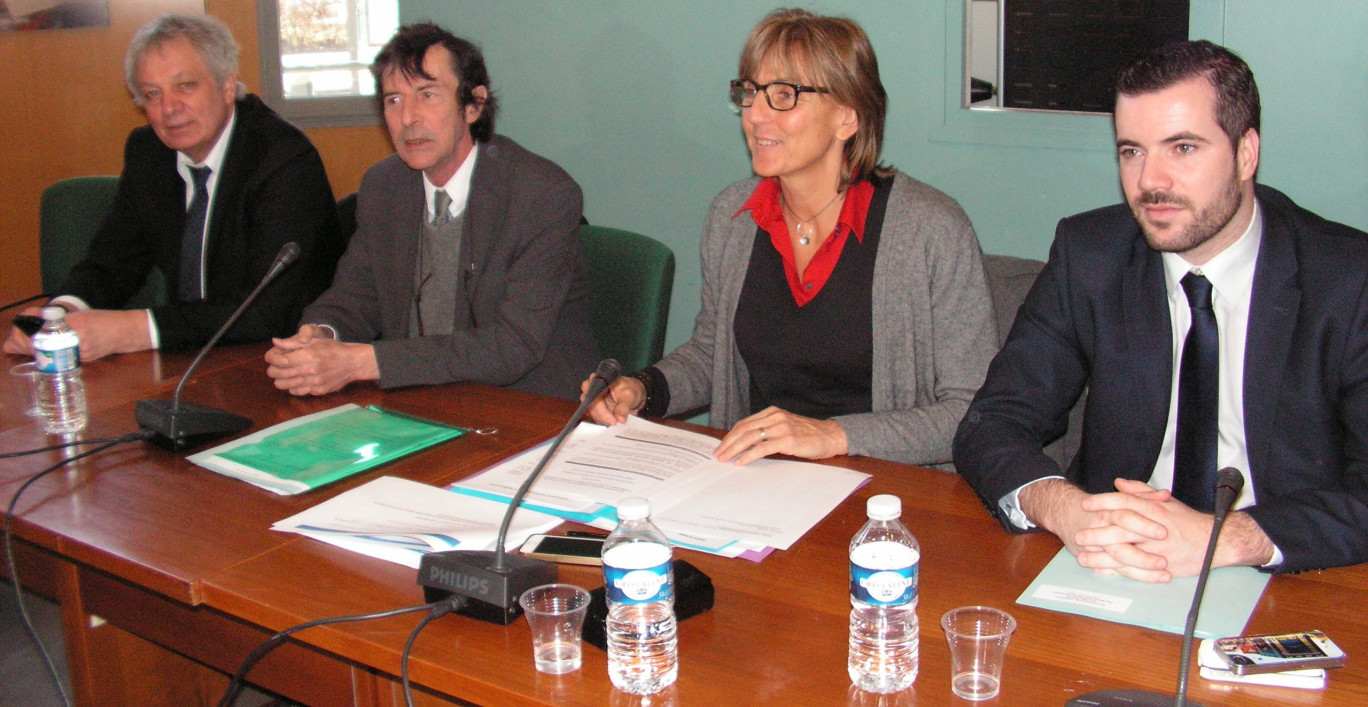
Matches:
[737,8,892,188]
[1116,40,1260,149]
[371,22,498,142]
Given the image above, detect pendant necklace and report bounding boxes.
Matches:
[781,190,842,246]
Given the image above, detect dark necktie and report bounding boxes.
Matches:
[179,165,213,301]
[1173,272,1219,511]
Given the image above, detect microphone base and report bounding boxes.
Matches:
[418,550,557,625]
[135,399,252,451]
[1068,689,1203,706]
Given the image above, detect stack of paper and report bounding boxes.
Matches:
[272,476,563,568]
[449,416,870,560]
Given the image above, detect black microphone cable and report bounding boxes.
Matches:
[0,434,154,459]
[2,293,52,312]
[3,428,157,707]
[401,595,466,707]
[217,594,465,707]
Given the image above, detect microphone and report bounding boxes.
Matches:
[1066,468,1245,707]
[135,242,301,451]
[417,359,622,624]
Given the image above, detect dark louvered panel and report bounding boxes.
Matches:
[1002,0,1189,113]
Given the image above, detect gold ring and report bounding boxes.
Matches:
[758,427,767,441]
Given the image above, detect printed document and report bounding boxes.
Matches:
[272,476,561,568]
[451,416,869,557]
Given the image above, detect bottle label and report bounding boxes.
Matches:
[34,345,80,374]
[850,541,918,606]
[605,561,674,604]
[603,542,674,605]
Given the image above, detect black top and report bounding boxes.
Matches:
[733,176,892,418]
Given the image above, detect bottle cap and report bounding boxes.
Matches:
[866,494,901,520]
[41,306,66,321]
[616,497,650,521]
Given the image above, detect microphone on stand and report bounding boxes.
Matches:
[135,242,301,450]
[1066,468,1246,707]
[417,359,621,624]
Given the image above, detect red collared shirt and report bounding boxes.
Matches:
[735,177,875,306]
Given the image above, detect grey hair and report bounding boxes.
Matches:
[125,14,245,106]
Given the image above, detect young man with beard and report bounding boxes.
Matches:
[954,41,1368,579]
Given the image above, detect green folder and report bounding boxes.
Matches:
[189,404,466,495]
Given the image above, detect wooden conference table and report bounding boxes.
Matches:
[2,344,1366,706]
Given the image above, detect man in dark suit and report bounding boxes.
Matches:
[954,41,1368,579]
[2,14,340,359]
[264,23,596,400]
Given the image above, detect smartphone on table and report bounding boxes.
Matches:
[1214,630,1346,675]
[519,533,605,566]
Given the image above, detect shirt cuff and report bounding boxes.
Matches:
[49,295,89,312]
[998,476,1066,530]
[145,310,160,350]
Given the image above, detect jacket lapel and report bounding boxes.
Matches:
[459,139,508,328]
[1243,192,1301,482]
[1122,231,1175,477]
[387,166,425,333]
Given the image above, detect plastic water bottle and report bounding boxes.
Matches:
[848,494,919,693]
[31,306,88,435]
[602,497,678,695]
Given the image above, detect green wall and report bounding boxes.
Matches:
[404,0,1368,355]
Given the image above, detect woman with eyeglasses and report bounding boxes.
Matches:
[583,8,995,467]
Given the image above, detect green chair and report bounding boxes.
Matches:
[579,225,675,374]
[39,176,165,308]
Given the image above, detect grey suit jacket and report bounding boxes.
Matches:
[302,135,598,399]
[655,172,997,467]
[955,185,1368,573]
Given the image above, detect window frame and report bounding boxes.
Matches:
[254,0,384,128]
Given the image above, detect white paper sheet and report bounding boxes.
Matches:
[272,476,563,568]
[453,416,870,554]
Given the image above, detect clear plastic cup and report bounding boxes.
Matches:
[9,362,41,418]
[942,606,1016,701]
[519,583,591,674]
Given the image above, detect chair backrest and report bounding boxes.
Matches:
[337,191,358,251]
[981,253,1085,468]
[982,253,1045,348]
[579,225,675,373]
[40,176,165,308]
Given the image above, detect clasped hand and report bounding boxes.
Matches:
[1068,478,1222,582]
[265,324,377,396]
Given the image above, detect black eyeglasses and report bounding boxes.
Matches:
[730,79,829,111]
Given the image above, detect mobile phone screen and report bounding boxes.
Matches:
[1215,631,1345,675]
[530,535,604,557]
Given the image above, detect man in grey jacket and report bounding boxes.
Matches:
[265,23,596,399]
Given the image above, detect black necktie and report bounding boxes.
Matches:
[1173,272,1219,511]
[179,165,213,301]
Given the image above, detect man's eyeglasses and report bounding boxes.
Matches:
[729,79,829,112]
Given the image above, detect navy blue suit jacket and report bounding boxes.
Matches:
[59,95,342,351]
[954,185,1368,573]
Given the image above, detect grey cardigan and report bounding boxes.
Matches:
[654,173,997,467]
